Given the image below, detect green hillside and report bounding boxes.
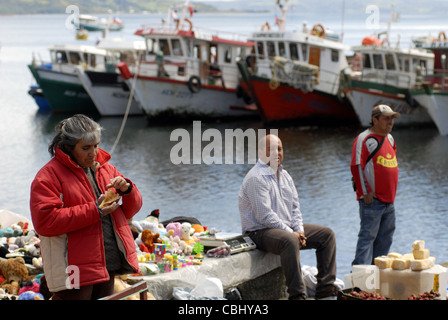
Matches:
[0,0,218,15]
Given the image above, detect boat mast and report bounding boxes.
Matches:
[276,0,288,32]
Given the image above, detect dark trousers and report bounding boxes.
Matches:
[249,224,336,298]
[51,272,115,300]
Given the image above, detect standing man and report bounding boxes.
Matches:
[239,134,337,300]
[351,105,400,265]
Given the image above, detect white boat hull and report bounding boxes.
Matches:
[345,88,432,127]
[413,93,448,135]
[76,67,143,117]
[129,77,256,120]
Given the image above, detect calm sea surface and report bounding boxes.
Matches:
[1,11,447,280]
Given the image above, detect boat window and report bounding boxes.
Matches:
[362,53,371,68]
[69,52,81,65]
[235,47,244,60]
[210,45,218,63]
[159,39,170,55]
[193,45,200,59]
[172,39,183,56]
[301,44,308,61]
[54,51,68,64]
[256,42,264,59]
[146,39,154,54]
[419,59,427,74]
[224,47,232,63]
[267,41,275,58]
[331,49,339,62]
[289,43,299,60]
[373,54,384,69]
[385,53,396,70]
[279,42,286,57]
[402,58,410,72]
[89,54,96,67]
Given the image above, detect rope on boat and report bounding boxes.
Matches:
[109,53,142,156]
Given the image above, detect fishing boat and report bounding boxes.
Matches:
[78,38,145,116]
[342,36,434,127]
[343,5,434,128]
[410,32,448,135]
[79,14,124,32]
[236,0,358,124]
[117,1,257,122]
[28,44,107,114]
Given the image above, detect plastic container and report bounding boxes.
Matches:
[379,265,448,300]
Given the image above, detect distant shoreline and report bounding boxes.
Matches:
[0,10,272,17]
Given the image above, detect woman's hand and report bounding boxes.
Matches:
[97,193,119,216]
[107,176,130,193]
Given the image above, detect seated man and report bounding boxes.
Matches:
[238,134,337,300]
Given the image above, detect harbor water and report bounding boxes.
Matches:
[1,11,448,280]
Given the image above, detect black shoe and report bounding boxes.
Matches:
[289,294,307,300]
[315,285,339,300]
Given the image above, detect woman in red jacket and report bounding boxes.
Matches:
[30,114,142,300]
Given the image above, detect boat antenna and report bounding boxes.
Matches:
[340,0,345,42]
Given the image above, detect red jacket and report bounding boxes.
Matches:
[30,147,142,292]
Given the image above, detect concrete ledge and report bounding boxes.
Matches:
[128,249,282,300]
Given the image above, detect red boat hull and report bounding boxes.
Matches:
[250,77,358,124]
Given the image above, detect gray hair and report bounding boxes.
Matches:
[48,114,103,157]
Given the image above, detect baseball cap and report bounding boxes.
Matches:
[371,104,400,119]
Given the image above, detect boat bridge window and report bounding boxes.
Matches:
[159,39,170,55]
[53,51,68,64]
[398,57,410,72]
[385,53,396,70]
[267,41,275,59]
[331,49,339,62]
[210,45,218,63]
[69,52,81,65]
[289,43,299,60]
[362,53,372,68]
[279,42,286,57]
[256,42,265,59]
[301,44,308,61]
[193,44,200,59]
[373,54,384,69]
[146,39,154,54]
[224,47,232,64]
[172,39,183,56]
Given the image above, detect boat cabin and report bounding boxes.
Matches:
[352,42,434,89]
[47,44,107,73]
[420,33,448,91]
[249,26,350,96]
[96,39,146,72]
[134,22,253,89]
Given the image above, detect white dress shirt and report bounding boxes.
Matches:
[238,160,304,234]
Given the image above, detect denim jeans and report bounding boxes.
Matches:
[352,198,396,265]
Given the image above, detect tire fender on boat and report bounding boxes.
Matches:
[187,76,201,93]
[177,18,193,31]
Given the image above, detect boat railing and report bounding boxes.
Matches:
[359,69,418,88]
[424,69,448,91]
[139,23,250,43]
